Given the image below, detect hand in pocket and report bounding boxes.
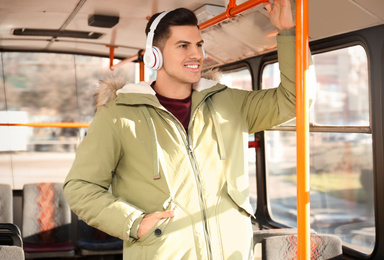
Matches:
[137,210,175,239]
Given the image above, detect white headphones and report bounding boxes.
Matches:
[144,11,170,70]
[144,10,206,71]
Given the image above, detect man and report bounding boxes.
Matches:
[64,0,313,259]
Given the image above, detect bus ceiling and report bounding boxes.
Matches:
[110,0,269,71]
[0,0,383,68]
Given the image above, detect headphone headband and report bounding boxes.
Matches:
[144,10,205,71]
[144,11,170,70]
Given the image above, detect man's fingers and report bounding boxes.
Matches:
[263,2,272,13]
[137,210,175,239]
[144,210,175,220]
[156,210,175,219]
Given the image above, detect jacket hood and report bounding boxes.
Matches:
[95,76,126,108]
[95,69,222,108]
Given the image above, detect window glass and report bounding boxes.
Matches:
[221,69,252,91]
[221,68,257,212]
[0,53,13,186]
[266,131,374,253]
[262,45,369,127]
[263,45,374,254]
[0,52,136,189]
[312,46,369,126]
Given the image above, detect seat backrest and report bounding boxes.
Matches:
[0,223,21,237]
[261,233,343,260]
[0,224,23,247]
[22,182,72,245]
[0,223,24,260]
[0,184,13,223]
[254,228,303,245]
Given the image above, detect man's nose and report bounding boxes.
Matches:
[189,46,204,60]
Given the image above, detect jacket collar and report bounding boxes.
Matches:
[115,78,226,107]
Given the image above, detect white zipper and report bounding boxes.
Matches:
[175,119,213,260]
[154,94,220,259]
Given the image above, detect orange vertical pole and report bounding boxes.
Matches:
[139,50,145,82]
[107,45,117,70]
[139,61,145,82]
[296,0,310,259]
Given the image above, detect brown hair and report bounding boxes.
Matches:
[145,8,199,49]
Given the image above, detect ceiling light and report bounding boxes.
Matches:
[194,4,225,24]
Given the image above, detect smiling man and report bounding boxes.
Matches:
[154,25,204,98]
[64,1,313,259]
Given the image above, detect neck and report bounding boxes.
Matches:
[154,76,193,99]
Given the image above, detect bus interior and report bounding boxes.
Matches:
[1,0,384,259]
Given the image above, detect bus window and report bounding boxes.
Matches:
[221,68,257,213]
[221,69,253,91]
[0,52,136,189]
[262,45,374,254]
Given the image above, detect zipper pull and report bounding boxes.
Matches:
[187,144,193,155]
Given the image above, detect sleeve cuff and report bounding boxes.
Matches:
[278,27,296,36]
[129,213,146,240]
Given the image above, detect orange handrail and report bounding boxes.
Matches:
[296,0,310,259]
[0,123,90,128]
[200,0,267,30]
[110,50,143,71]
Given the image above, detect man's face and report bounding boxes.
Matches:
[159,25,204,87]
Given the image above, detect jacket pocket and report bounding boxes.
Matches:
[216,183,254,259]
[226,181,255,217]
[135,200,176,246]
[132,201,196,259]
[135,216,170,246]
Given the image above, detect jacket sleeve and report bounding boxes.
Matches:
[227,34,315,133]
[63,105,144,241]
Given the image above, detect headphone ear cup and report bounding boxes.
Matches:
[144,46,162,70]
[151,46,163,70]
[144,49,155,69]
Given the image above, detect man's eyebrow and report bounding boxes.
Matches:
[175,40,204,45]
[175,40,191,45]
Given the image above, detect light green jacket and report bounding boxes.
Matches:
[64,35,312,259]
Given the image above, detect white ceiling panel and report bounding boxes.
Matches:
[0,0,383,66]
[309,0,381,40]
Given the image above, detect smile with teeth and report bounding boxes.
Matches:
[185,64,199,69]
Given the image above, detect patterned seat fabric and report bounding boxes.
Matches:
[22,182,75,256]
[262,233,343,260]
[0,245,25,260]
